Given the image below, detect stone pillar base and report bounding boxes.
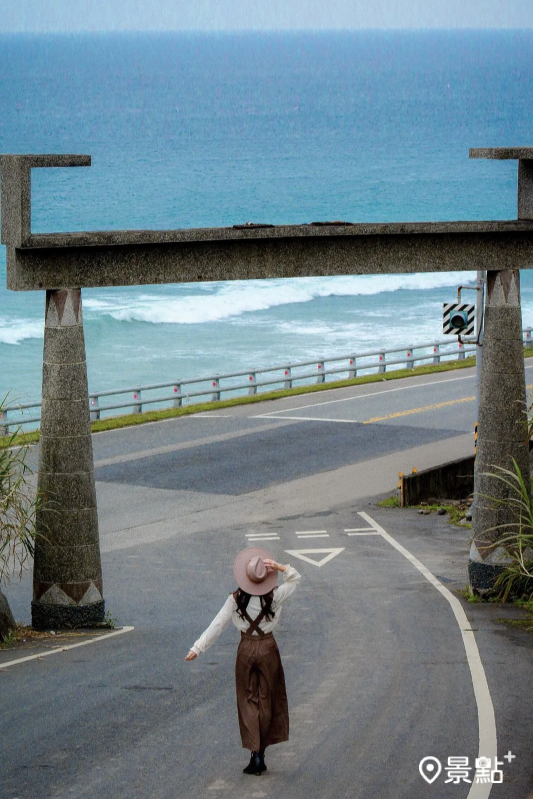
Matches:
[467,561,505,594]
[31,600,105,630]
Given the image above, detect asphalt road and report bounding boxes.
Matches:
[3,365,533,799]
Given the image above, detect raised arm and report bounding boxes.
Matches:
[184,593,235,661]
[267,561,301,604]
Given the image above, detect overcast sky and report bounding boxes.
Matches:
[1,0,532,33]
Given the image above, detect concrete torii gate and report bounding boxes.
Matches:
[1,148,532,627]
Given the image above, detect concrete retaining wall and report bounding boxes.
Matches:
[400,456,475,506]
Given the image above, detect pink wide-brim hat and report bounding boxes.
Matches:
[233,547,279,596]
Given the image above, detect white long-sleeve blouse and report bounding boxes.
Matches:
[190,565,301,656]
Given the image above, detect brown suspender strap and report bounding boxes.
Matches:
[243,607,267,635]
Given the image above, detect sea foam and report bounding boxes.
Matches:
[83,272,476,326]
[0,319,43,346]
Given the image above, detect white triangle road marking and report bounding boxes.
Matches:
[284,548,345,567]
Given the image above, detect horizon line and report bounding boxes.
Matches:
[1,26,533,35]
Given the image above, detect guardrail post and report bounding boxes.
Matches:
[248,373,257,396]
[211,376,221,402]
[458,341,465,360]
[316,361,325,384]
[173,383,183,408]
[406,347,414,369]
[0,409,8,436]
[348,356,357,379]
[133,389,142,414]
[283,366,292,389]
[378,352,386,373]
[524,327,532,347]
[89,395,100,421]
[432,342,440,364]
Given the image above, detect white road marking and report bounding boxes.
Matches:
[296,533,330,538]
[284,548,345,567]
[254,373,475,418]
[245,536,280,541]
[207,779,229,790]
[345,527,378,533]
[0,626,135,671]
[346,532,380,536]
[359,512,496,799]
[295,530,328,534]
[256,414,362,423]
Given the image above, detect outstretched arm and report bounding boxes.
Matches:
[184,593,235,661]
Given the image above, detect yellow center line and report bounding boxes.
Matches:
[363,396,475,424]
[363,383,533,425]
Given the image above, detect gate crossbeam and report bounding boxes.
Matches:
[6,220,533,291]
[2,152,533,291]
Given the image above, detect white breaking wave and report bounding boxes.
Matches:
[0,319,43,346]
[84,272,475,326]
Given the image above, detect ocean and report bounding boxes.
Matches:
[1,30,533,404]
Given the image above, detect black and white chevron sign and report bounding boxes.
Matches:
[443,303,475,335]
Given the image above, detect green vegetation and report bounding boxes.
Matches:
[0,621,118,649]
[376,496,471,527]
[0,630,16,648]
[456,586,533,633]
[376,496,400,508]
[497,616,533,632]
[0,396,41,640]
[88,610,116,629]
[476,459,533,602]
[0,420,39,584]
[0,623,51,648]
[0,397,39,567]
[496,595,533,632]
[456,586,483,603]
[444,504,471,527]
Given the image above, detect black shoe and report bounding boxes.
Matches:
[243,751,262,776]
[258,749,267,772]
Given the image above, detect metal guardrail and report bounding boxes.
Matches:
[2,331,531,434]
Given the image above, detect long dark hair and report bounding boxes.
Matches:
[233,588,276,622]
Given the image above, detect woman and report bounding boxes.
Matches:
[185,547,301,776]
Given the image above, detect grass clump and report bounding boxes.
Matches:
[87,610,116,629]
[0,623,62,648]
[456,586,483,603]
[376,496,400,508]
[456,586,533,632]
[0,616,118,649]
[376,496,470,527]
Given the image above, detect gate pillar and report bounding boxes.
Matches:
[32,288,104,628]
[469,269,530,592]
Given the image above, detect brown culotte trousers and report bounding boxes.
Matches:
[235,631,289,751]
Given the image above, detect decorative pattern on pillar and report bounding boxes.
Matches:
[32,288,104,628]
[469,270,530,592]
